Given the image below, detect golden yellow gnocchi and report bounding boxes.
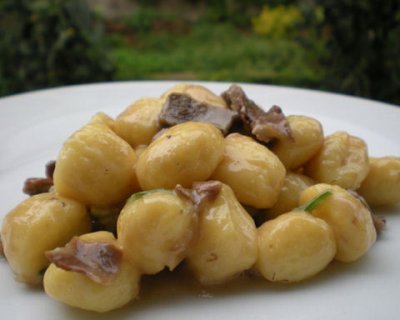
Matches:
[136,121,224,189]
[44,231,140,313]
[187,183,258,285]
[211,133,286,208]
[113,97,164,148]
[117,190,195,274]
[305,131,369,190]
[299,183,376,262]
[53,115,139,208]
[271,115,324,170]
[1,192,90,284]
[357,157,400,206]
[266,172,314,218]
[256,211,336,282]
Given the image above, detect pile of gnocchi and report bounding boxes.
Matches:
[1,83,400,313]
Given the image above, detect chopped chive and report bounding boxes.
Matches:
[296,190,332,213]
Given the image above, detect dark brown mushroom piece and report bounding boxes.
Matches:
[175,180,222,214]
[23,160,56,196]
[23,177,53,196]
[45,160,56,179]
[45,237,123,284]
[222,84,293,144]
[159,93,238,135]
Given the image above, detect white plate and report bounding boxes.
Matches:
[1,81,400,320]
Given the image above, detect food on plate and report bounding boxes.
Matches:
[0,82,398,313]
[160,83,227,108]
[271,115,324,170]
[185,182,257,285]
[113,97,164,148]
[299,183,377,262]
[222,84,292,143]
[256,210,336,282]
[266,172,314,218]
[53,113,139,208]
[211,133,286,208]
[136,121,224,189]
[305,131,369,190]
[159,93,238,134]
[117,189,196,274]
[23,161,56,196]
[44,231,140,312]
[0,192,90,284]
[357,157,400,206]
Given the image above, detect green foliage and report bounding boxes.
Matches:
[321,0,400,104]
[0,0,114,96]
[199,0,265,28]
[111,23,324,87]
[252,5,304,38]
[110,2,325,89]
[1,0,398,105]
[124,6,179,34]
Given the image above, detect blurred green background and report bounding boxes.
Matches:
[0,0,399,104]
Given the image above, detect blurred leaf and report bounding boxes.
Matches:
[0,0,114,96]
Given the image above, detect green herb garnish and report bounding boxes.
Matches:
[296,190,332,213]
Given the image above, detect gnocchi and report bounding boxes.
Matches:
[305,131,369,190]
[53,114,139,208]
[44,231,140,313]
[1,192,90,284]
[256,211,336,282]
[357,157,400,206]
[266,172,314,218]
[113,97,164,148]
[299,183,377,262]
[117,190,196,274]
[271,115,324,170]
[136,121,224,189]
[187,183,258,285]
[211,133,286,208]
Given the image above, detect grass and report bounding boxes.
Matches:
[108,22,326,89]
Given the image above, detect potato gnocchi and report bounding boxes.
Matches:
[1,83,399,313]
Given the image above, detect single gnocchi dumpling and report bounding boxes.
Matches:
[117,190,196,274]
[89,112,115,128]
[271,115,324,170]
[136,121,224,190]
[211,133,286,208]
[0,192,91,284]
[357,156,400,206]
[305,131,369,190]
[266,172,314,218]
[53,115,139,208]
[160,83,227,108]
[187,183,258,285]
[44,231,140,313]
[299,183,377,262]
[256,211,336,282]
[113,98,164,148]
